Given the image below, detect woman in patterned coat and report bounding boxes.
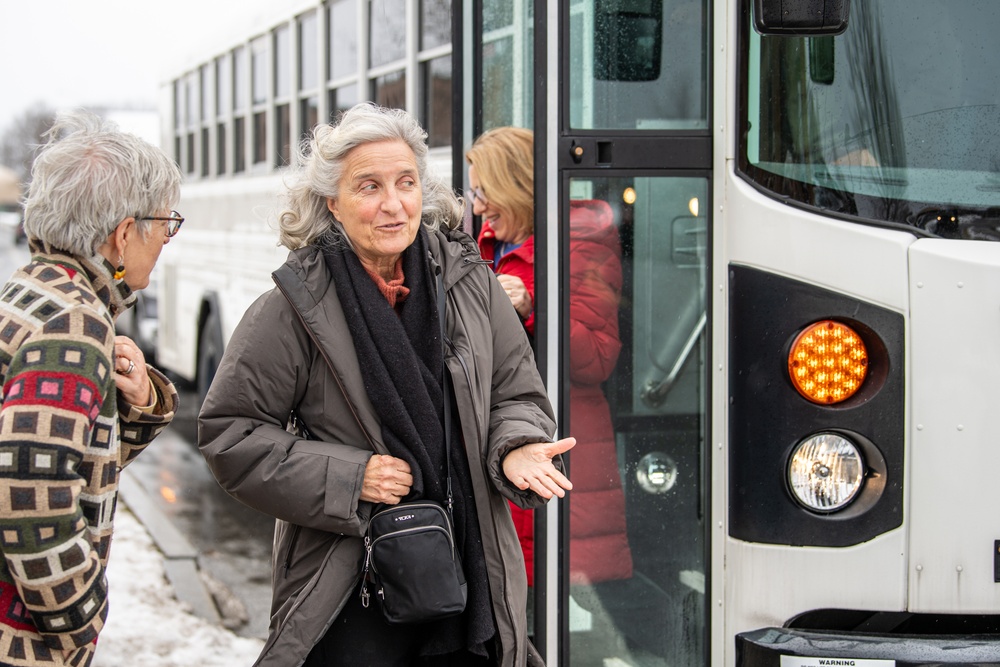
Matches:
[0,112,181,667]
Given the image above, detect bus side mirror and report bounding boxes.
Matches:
[595,1,663,82]
[753,0,850,35]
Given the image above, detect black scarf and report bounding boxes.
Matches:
[322,227,495,657]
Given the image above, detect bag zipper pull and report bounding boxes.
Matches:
[360,535,372,608]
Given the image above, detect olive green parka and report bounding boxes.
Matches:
[198,226,556,667]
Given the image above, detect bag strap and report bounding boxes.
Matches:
[436,266,455,518]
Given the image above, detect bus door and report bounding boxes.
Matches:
[554,1,712,665]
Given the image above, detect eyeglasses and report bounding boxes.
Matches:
[468,187,488,207]
[139,210,184,237]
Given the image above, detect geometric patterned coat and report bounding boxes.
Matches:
[0,241,177,667]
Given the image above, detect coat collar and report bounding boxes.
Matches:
[426,224,491,290]
[27,239,136,319]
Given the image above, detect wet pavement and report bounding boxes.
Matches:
[126,385,275,640]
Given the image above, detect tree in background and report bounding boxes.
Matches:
[0,103,57,183]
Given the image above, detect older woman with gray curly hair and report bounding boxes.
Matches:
[0,111,181,666]
[199,102,574,667]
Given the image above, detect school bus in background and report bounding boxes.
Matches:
[0,165,24,245]
[159,0,1000,665]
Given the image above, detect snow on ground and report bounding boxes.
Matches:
[93,508,265,667]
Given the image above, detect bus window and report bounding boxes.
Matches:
[594,0,663,81]
[481,0,534,130]
[329,0,359,81]
[370,0,407,68]
[570,0,709,130]
[741,0,1000,239]
[567,176,708,666]
[423,55,453,148]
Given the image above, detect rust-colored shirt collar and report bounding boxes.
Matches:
[363,257,409,309]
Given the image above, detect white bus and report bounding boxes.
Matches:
[159,0,1000,665]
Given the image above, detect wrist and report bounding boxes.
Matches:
[136,376,158,413]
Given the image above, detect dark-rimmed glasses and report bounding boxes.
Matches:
[140,210,184,237]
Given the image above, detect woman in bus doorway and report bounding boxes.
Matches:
[199,103,574,667]
[466,128,634,595]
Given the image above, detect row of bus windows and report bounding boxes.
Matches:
[172,0,453,177]
[173,73,451,177]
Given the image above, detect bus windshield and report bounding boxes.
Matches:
[740,0,1000,240]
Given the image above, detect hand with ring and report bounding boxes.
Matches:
[113,335,151,406]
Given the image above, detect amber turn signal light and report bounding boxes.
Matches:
[788,320,868,404]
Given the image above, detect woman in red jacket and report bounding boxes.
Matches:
[466,128,633,592]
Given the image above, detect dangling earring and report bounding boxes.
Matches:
[113,256,126,280]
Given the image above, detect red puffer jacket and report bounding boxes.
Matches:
[477,221,536,337]
[478,200,634,586]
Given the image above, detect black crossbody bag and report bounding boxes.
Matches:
[359,492,467,623]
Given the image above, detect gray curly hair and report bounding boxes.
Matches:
[278,103,463,250]
[23,111,181,256]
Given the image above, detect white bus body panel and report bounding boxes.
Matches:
[908,239,1000,613]
[720,175,1000,645]
[156,175,287,381]
[726,174,913,313]
[722,173,913,641]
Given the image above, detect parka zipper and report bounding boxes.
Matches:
[443,335,484,447]
[281,524,302,578]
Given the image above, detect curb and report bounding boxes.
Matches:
[118,469,222,625]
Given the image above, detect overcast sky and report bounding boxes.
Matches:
[0,0,274,139]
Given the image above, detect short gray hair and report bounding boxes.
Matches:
[23,111,182,256]
[278,103,463,250]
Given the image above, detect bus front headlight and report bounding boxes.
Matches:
[787,433,864,512]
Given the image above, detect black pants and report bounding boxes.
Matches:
[303,590,496,667]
